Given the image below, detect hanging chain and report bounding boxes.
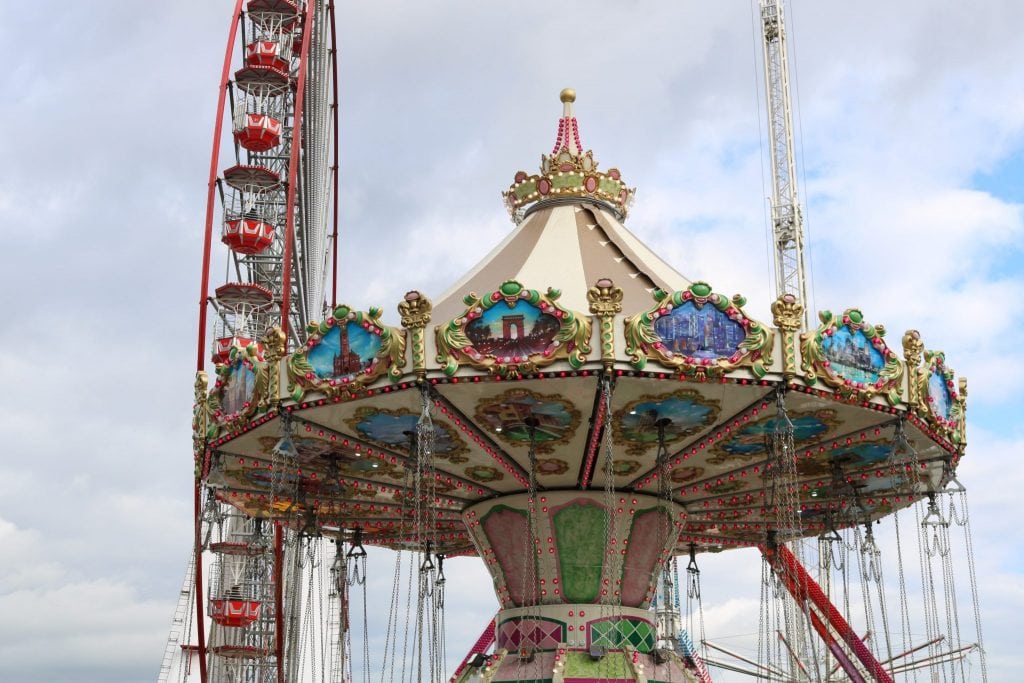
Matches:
[941,456,969,526]
[329,541,347,683]
[959,493,989,681]
[939,532,967,682]
[765,387,816,679]
[891,417,923,504]
[892,509,916,681]
[413,383,443,683]
[819,510,843,572]
[599,377,615,640]
[599,375,630,680]
[516,412,541,666]
[686,543,700,601]
[922,492,950,558]
[271,410,296,524]
[599,377,616,679]
[914,498,944,681]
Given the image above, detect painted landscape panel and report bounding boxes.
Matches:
[308,322,382,378]
[465,300,559,359]
[820,327,884,384]
[222,360,255,415]
[717,413,832,457]
[352,410,464,457]
[476,391,575,445]
[618,395,717,445]
[652,301,746,359]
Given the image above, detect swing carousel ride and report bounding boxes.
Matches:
[159,1,988,682]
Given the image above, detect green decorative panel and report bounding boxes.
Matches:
[562,651,633,679]
[553,503,607,603]
[589,618,656,653]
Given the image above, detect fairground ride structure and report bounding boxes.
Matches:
[159,2,987,682]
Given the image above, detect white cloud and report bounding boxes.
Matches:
[2,0,1023,681]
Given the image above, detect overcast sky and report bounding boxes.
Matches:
[1,1,1022,681]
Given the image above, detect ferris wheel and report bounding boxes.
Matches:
[197,0,337,368]
[159,2,339,683]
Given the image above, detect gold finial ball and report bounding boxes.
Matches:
[560,88,576,103]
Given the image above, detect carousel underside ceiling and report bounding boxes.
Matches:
[206,369,954,556]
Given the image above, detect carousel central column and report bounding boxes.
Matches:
[463,491,686,680]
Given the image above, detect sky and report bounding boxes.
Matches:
[1,0,1022,681]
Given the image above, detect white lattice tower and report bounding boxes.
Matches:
[759,0,810,329]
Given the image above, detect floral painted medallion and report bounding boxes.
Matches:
[801,308,902,403]
[928,370,951,421]
[286,304,405,401]
[918,350,962,440]
[624,282,774,379]
[208,355,268,431]
[436,280,591,378]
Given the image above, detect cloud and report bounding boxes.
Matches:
[2,1,1023,681]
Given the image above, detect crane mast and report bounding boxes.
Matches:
[759,0,810,329]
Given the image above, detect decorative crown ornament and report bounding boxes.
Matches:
[503,89,636,221]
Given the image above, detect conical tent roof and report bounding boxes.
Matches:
[432,89,690,321]
[432,204,692,322]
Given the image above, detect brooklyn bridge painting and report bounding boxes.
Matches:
[465,300,560,358]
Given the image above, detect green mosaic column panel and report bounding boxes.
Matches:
[552,503,607,603]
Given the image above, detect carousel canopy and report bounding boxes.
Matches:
[195,91,966,562]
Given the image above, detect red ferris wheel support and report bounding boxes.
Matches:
[192,2,339,682]
[196,0,246,375]
[194,7,246,682]
[279,2,314,340]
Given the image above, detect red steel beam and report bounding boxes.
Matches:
[448,617,496,682]
[768,545,867,683]
[194,8,245,682]
[279,7,314,338]
[328,0,340,308]
[196,0,245,373]
[761,543,892,683]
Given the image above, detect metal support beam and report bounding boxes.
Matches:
[761,543,893,683]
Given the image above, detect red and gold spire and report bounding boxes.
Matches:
[504,89,636,221]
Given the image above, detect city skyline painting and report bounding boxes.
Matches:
[307,322,382,378]
[652,301,746,359]
[820,326,885,384]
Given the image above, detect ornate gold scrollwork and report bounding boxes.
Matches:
[587,277,623,371]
